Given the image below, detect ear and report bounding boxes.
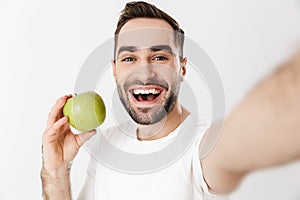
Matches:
[112,60,117,81]
[180,57,187,82]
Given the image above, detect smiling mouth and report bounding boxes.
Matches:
[133,88,161,101]
[128,85,166,106]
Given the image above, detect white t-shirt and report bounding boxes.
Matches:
[77,115,219,200]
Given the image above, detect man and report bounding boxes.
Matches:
[41,1,300,199]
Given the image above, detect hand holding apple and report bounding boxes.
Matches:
[41,94,97,197]
[63,91,106,132]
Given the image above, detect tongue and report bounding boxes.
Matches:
[138,94,156,101]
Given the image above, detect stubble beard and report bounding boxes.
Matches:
[117,78,180,125]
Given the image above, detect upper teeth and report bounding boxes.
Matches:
[133,89,160,95]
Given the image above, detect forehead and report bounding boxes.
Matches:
[119,18,173,32]
[116,18,178,53]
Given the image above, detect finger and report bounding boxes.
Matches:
[75,129,97,148]
[60,122,71,133]
[46,94,72,130]
[43,116,69,141]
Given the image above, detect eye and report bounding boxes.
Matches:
[153,56,168,61]
[121,57,135,62]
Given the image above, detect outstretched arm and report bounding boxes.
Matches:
[202,51,300,194]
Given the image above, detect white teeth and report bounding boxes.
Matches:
[133,89,160,95]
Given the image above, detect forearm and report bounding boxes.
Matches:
[221,52,300,172]
[41,164,72,200]
[202,52,300,194]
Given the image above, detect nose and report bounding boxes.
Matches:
[136,63,157,83]
[136,51,157,81]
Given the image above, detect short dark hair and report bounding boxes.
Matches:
[114,1,185,59]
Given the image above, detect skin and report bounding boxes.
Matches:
[41,18,300,199]
[112,18,188,140]
[202,52,300,193]
[41,94,96,199]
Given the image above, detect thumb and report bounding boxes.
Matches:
[76,129,97,148]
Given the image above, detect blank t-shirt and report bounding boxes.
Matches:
[77,115,218,200]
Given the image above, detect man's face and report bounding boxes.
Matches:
[113,18,186,125]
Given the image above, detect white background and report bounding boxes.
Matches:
[0,0,300,199]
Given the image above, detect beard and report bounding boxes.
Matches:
[117,75,181,125]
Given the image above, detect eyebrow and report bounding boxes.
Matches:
[117,45,174,57]
[150,45,173,53]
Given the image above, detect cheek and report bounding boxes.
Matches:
[115,63,137,79]
[162,72,181,84]
[115,68,127,81]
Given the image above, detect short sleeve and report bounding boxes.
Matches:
[191,127,219,200]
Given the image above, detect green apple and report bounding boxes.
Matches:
[63,91,106,132]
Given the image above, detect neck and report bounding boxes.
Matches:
[137,102,190,141]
